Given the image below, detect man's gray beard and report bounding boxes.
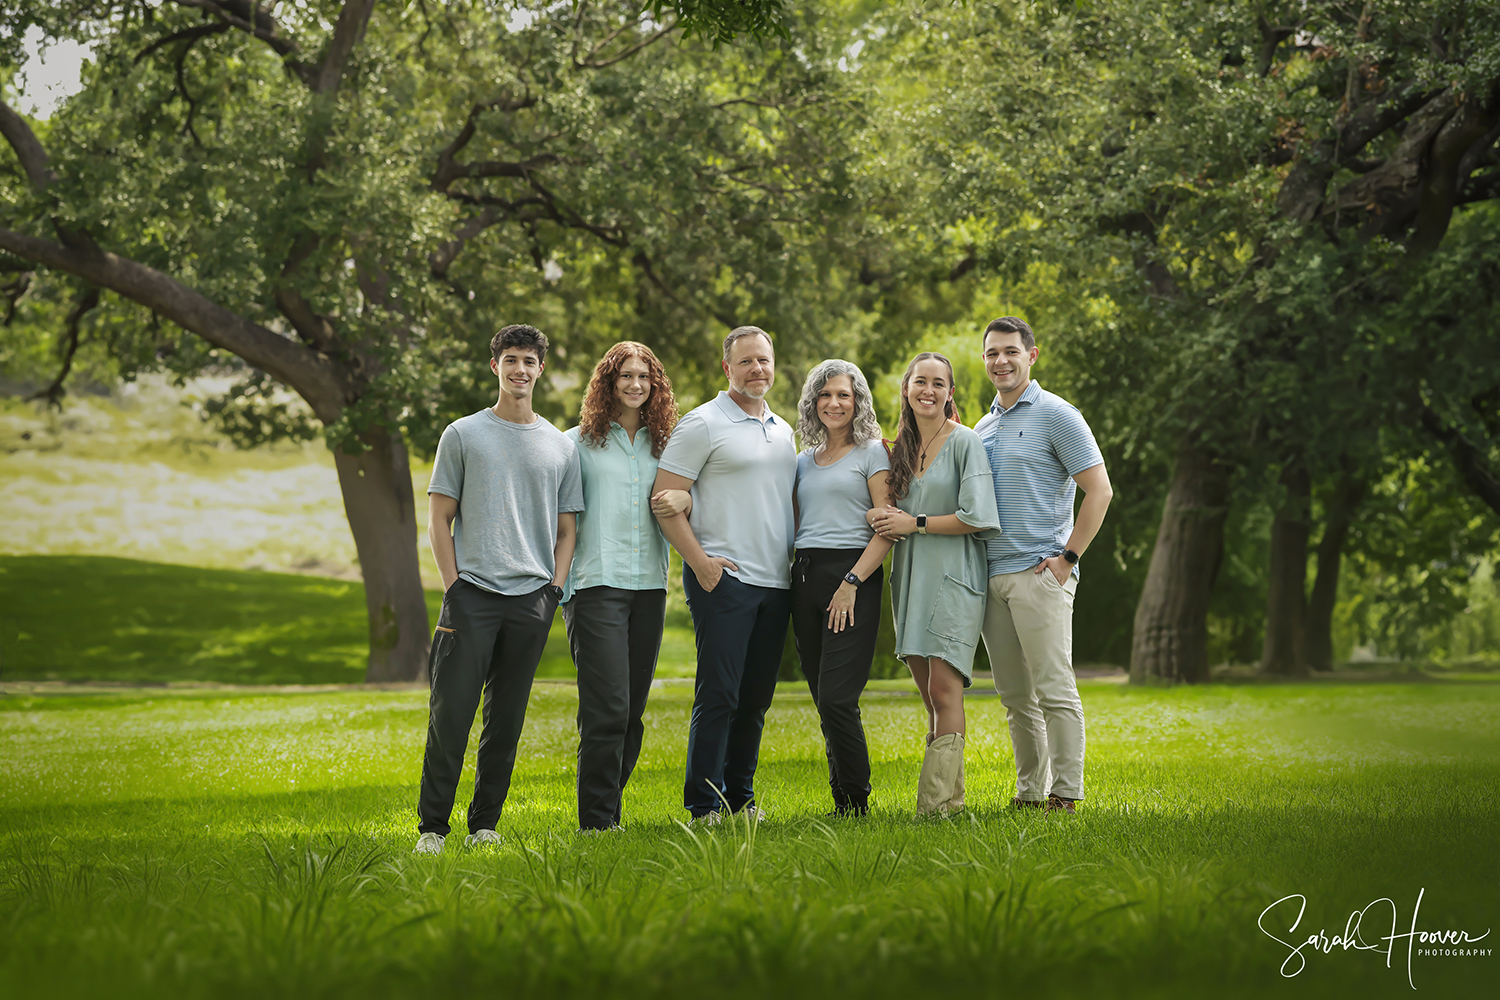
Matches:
[732,381,770,400]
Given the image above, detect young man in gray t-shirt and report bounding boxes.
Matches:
[413,324,584,855]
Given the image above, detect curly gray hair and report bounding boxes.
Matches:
[797,359,883,449]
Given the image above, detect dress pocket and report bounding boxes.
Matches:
[928,574,986,643]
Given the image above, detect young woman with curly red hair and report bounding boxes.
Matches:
[562,341,684,831]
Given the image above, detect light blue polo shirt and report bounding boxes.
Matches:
[562,424,669,601]
[656,391,797,590]
[975,380,1104,578]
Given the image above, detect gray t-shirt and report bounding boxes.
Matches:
[657,392,796,590]
[794,439,890,550]
[428,409,584,596]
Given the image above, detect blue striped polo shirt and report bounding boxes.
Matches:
[974,380,1104,578]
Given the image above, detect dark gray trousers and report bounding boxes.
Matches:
[417,578,558,837]
[562,586,666,830]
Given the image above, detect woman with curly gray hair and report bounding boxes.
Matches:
[790,359,893,817]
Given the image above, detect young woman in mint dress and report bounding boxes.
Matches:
[870,352,1000,815]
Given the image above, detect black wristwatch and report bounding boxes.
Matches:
[547,584,565,603]
[1062,549,1080,565]
[843,571,862,586]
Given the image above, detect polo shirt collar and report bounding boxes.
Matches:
[991,380,1042,416]
[713,390,778,424]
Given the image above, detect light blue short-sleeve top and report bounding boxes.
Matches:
[562,423,669,601]
[656,391,797,590]
[794,439,890,550]
[974,380,1104,578]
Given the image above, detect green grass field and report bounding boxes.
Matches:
[3,677,1496,999]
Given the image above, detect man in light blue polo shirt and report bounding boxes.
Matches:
[975,316,1113,815]
[652,326,797,823]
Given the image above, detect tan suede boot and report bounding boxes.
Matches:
[951,749,966,813]
[916,733,965,816]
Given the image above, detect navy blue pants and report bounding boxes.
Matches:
[682,568,791,817]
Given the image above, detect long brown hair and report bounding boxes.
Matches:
[887,352,958,501]
[578,342,678,458]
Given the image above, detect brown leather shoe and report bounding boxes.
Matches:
[1046,794,1077,815]
[1010,797,1045,810]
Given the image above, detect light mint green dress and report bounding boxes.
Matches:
[889,425,1002,685]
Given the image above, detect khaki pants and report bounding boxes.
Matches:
[981,568,1085,801]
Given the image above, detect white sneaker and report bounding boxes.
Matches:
[741,804,770,823]
[688,811,724,828]
[413,832,445,855]
[464,828,501,848]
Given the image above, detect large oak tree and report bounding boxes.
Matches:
[0,0,873,681]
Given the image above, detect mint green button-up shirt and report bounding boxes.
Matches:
[562,423,669,601]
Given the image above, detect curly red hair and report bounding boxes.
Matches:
[578,342,678,458]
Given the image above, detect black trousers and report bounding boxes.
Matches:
[417,578,557,836]
[682,569,792,817]
[562,586,666,830]
[790,548,882,810]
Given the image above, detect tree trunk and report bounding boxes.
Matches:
[1303,474,1364,672]
[1130,442,1231,684]
[1260,463,1311,677]
[333,426,431,682]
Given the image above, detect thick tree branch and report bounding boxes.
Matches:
[0,227,349,422]
[271,234,345,359]
[0,99,57,192]
[436,154,559,191]
[1410,91,1500,252]
[1422,404,1500,517]
[27,285,99,408]
[528,175,627,246]
[466,155,561,179]
[575,19,678,70]
[315,0,378,95]
[431,94,539,191]
[172,0,308,82]
[174,43,205,147]
[633,249,737,329]
[1315,87,1500,248]
[0,267,31,326]
[1276,82,1434,223]
[430,206,503,278]
[135,22,232,64]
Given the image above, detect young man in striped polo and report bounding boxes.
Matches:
[975,317,1113,814]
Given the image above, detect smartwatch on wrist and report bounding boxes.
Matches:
[1062,549,1079,565]
[843,571,862,586]
[916,514,928,535]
